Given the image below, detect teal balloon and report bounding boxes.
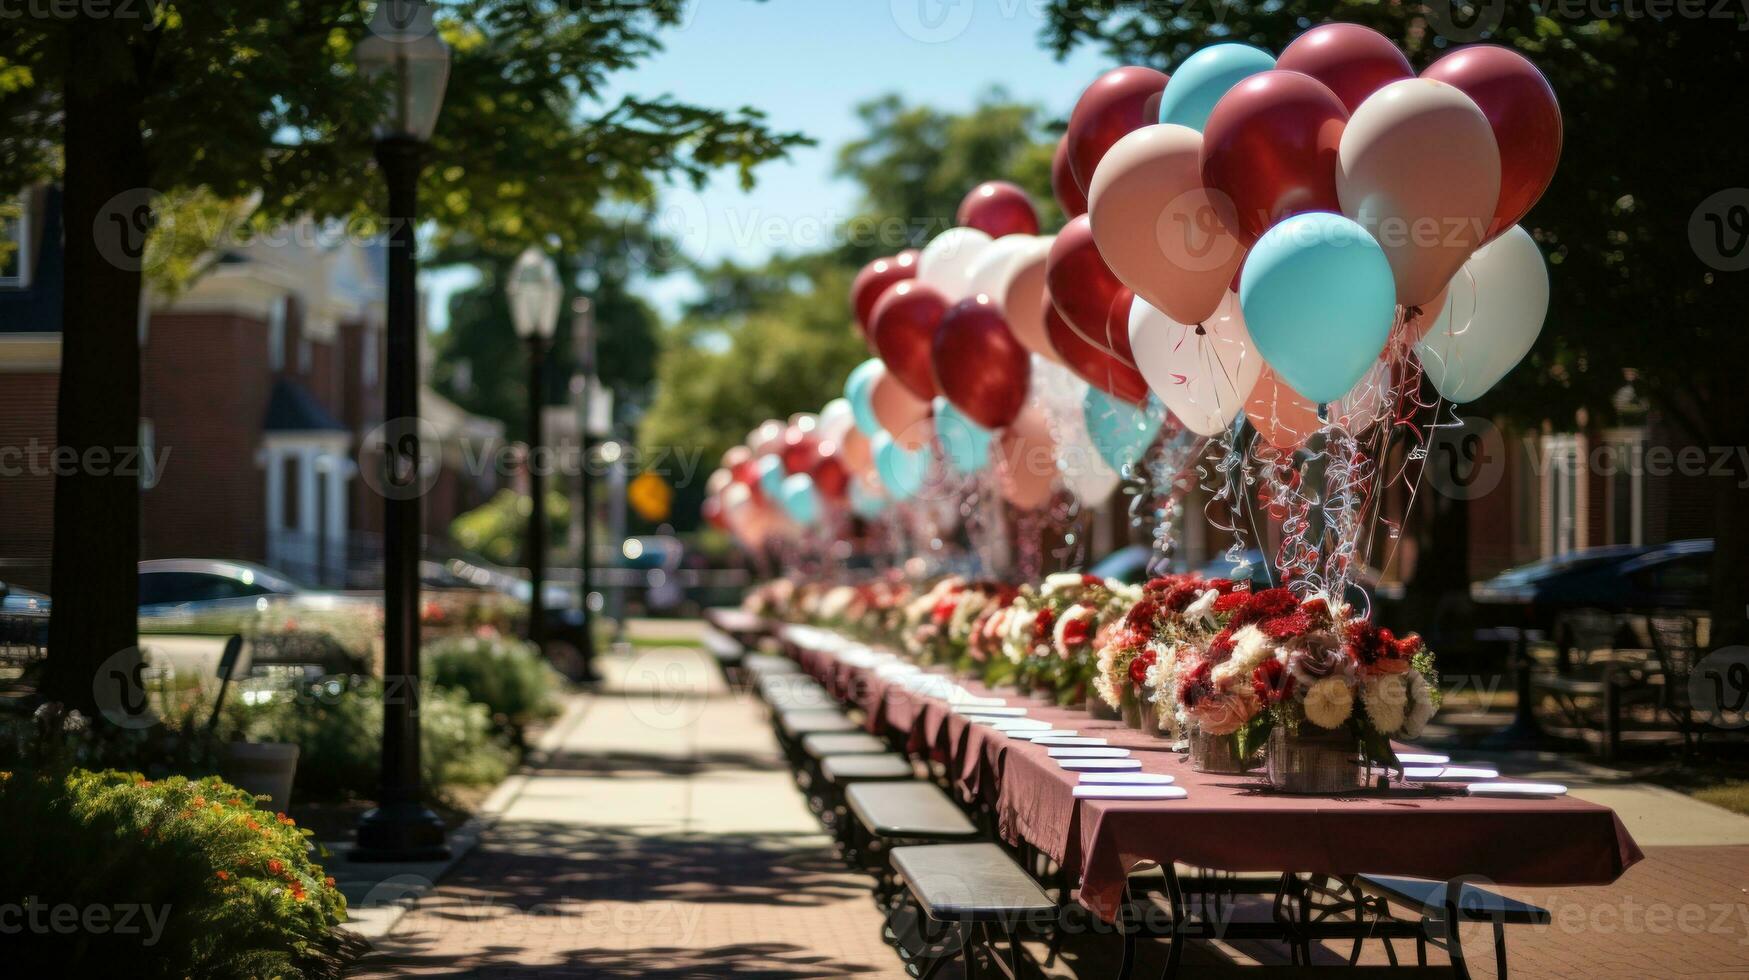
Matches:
[850,478,887,518]
[872,431,929,502]
[932,397,992,475]
[1239,213,1396,405]
[779,473,821,525]
[1159,43,1276,132]
[845,359,885,436]
[756,454,786,498]
[1084,389,1165,474]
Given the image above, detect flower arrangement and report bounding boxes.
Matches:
[998,573,1138,704]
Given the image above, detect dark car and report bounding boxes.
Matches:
[0,581,50,661]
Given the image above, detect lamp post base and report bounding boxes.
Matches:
[349,801,452,863]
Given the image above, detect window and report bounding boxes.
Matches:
[268,295,287,371]
[1544,435,1581,558]
[361,328,379,387]
[0,195,30,289]
[1603,428,1645,547]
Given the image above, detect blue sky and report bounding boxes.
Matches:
[429,0,1111,327]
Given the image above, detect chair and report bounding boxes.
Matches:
[1647,613,1722,751]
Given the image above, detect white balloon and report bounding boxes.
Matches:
[723,482,752,513]
[1413,225,1549,403]
[965,234,1037,305]
[917,226,994,301]
[1129,292,1262,437]
[818,397,856,442]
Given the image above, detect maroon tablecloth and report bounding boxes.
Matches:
[790,638,1644,923]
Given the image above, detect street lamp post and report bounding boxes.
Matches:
[508,248,562,652]
[352,0,451,863]
[572,298,599,677]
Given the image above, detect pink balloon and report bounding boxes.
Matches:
[1090,124,1246,327]
[870,370,933,451]
[995,405,1056,510]
[1277,22,1414,115]
[840,427,874,476]
[997,238,1059,364]
[1246,367,1322,451]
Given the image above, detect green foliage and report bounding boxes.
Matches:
[449,487,571,566]
[239,679,513,801]
[426,633,564,733]
[0,768,349,979]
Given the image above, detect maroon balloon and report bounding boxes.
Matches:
[870,280,948,400]
[1066,66,1170,195]
[957,180,1040,239]
[850,250,919,341]
[723,447,761,503]
[1276,22,1414,114]
[810,445,851,502]
[1201,70,1349,247]
[1105,289,1136,369]
[1051,138,1088,220]
[1045,215,1127,357]
[931,295,1031,430]
[1423,45,1563,242]
[1044,303,1149,406]
[780,428,819,479]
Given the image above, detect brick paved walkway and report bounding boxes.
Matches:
[350,635,1749,979]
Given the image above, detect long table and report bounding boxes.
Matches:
[786,628,1644,924]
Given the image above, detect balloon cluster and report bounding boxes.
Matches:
[708,24,1558,594]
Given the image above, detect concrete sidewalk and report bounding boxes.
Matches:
[347,639,906,978]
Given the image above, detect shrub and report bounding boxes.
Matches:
[238,678,513,801]
[0,768,349,979]
[425,634,564,736]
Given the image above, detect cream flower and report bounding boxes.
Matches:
[1401,670,1436,738]
[1363,673,1408,735]
[1041,572,1087,597]
[1303,676,1354,730]
[1212,625,1274,688]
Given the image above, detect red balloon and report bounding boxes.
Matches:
[850,250,919,341]
[780,428,819,478]
[1276,23,1414,114]
[1201,70,1349,247]
[1046,215,1127,357]
[870,280,949,400]
[1105,289,1136,368]
[931,295,1032,430]
[1422,45,1563,242]
[810,444,851,502]
[730,457,763,503]
[701,495,727,531]
[1051,138,1088,220]
[957,181,1040,239]
[1044,302,1150,406]
[1066,66,1170,196]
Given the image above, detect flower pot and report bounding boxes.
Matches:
[1188,724,1259,774]
[221,741,300,810]
[1086,691,1121,721]
[1120,685,1143,729]
[1136,684,1174,740]
[1265,724,1366,794]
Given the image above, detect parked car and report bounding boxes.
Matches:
[0,580,50,661]
[138,559,375,673]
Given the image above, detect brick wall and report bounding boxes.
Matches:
[0,371,59,590]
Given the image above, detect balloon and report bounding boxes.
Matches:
[917,226,993,301]
[705,467,733,498]
[957,181,1039,239]
[1422,45,1563,242]
[850,475,887,518]
[993,237,1058,363]
[756,454,786,499]
[870,280,949,399]
[1245,367,1322,450]
[933,397,993,475]
[811,441,851,502]
[1160,44,1277,132]
[701,495,727,531]
[1044,302,1151,406]
[1129,291,1262,437]
[1105,289,1138,367]
[845,358,886,436]
[1239,212,1396,404]
[870,370,933,450]
[1414,225,1549,403]
[850,251,919,342]
[931,295,1032,430]
[1051,138,1088,219]
[1084,388,1166,474]
[1046,215,1127,355]
[872,431,930,502]
[748,419,785,456]
[1067,66,1171,196]
[779,473,820,525]
[1201,70,1349,247]
[818,397,855,441]
[780,427,819,478]
[995,405,1058,510]
[839,426,874,476]
[1089,124,1247,326]
[1276,23,1414,114]
[1332,356,1396,435]
[1336,78,1501,308]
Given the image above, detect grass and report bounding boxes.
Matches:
[1639,757,1749,818]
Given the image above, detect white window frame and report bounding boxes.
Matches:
[1602,426,1646,547]
[1543,434,1582,558]
[0,194,31,289]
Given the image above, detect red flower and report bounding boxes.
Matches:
[1252,658,1294,705]
[1124,597,1161,633]
[1082,573,1103,586]
[1061,614,1092,649]
[1032,608,1056,643]
[1207,628,1236,663]
[1162,583,1202,611]
[1206,578,1238,594]
[931,597,959,626]
[1213,591,1251,614]
[267,859,285,876]
[215,871,230,882]
[1128,648,1157,687]
[1301,597,1332,629]
[1259,609,1312,641]
[1177,660,1214,709]
[1233,588,1298,626]
[1345,620,1413,674]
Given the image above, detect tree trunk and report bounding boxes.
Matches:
[39,24,149,719]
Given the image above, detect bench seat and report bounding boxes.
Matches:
[777,709,859,738]
[845,781,980,840]
[801,732,889,759]
[1356,875,1550,925]
[821,752,915,785]
[889,842,1056,923]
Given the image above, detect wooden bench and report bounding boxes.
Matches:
[888,842,1056,980]
[1355,874,1550,980]
[801,732,890,760]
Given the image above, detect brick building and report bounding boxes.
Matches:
[0,188,502,591]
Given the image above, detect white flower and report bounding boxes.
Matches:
[1363,673,1409,735]
[1401,670,1436,738]
[1303,676,1354,730]
[1110,581,1143,604]
[1183,588,1220,626]
[1041,572,1087,597]
[1212,625,1273,688]
[1093,672,1119,708]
